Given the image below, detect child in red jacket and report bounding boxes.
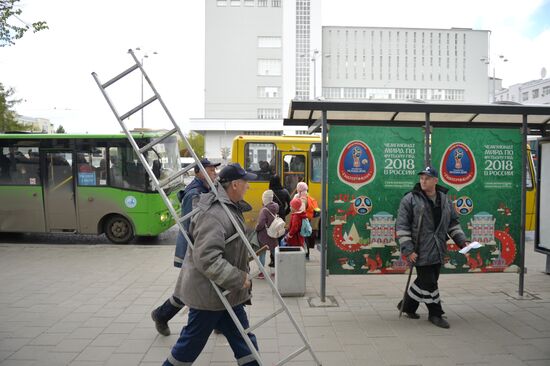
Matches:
[285,197,306,247]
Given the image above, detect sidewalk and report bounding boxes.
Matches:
[0,241,549,366]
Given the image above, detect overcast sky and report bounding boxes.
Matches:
[1,0,549,133]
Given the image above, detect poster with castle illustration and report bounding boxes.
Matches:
[431,128,522,273]
[327,126,425,274]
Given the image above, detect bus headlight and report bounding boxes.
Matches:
[160,212,170,222]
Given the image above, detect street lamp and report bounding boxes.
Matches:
[134,47,158,128]
[481,55,508,102]
[311,49,319,99]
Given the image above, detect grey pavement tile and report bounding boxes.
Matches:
[0,338,32,352]
[73,346,116,362]
[141,346,169,363]
[68,361,104,366]
[40,352,78,365]
[105,353,144,366]
[507,344,550,361]
[526,361,550,366]
[45,322,83,334]
[68,327,104,340]
[115,338,155,354]
[102,322,137,334]
[54,339,92,353]
[89,333,127,347]
[80,317,115,328]
[0,350,14,362]
[7,345,54,360]
[9,327,48,339]
[0,360,38,366]
[28,333,67,346]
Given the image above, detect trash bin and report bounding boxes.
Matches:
[275,246,305,296]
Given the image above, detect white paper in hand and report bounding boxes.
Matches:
[458,241,482,254]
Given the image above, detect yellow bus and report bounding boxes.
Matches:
[231,135,322,228]
[526,141,538,231]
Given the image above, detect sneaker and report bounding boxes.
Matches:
[397,301,420,319]
[429,315,450,329]
[151,310,170,336]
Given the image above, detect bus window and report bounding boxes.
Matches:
[0,146,40,185]
[244,142,276,181]
[109,146,146,191]
[310,143,322,182]
[283,153,306,195]
[77,148,107,186]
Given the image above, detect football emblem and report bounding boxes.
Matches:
[353,195,373,215]
[454,196,474,215]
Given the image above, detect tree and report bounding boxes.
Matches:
[55,125,66,133]
[1,0,48,47]
[0,82,24,132]
[178,132,204,158]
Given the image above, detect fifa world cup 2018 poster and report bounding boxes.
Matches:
[327,126,425,274]
[431,128,522,273]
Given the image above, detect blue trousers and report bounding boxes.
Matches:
[164,304,259,366]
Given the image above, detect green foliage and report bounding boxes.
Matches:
[55,125,66,133]
[1,0,48,47]
[178,132,205,158]
[0,82,24,132]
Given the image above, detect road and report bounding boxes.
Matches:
[0,226,179,246]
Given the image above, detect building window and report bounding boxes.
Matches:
[244,0,254,5]
[217,0,227,6]
[522,92,529,101]
[258,36,281,48]
[257,108,282,119]
[258,86,280,98]
[230,0,241,6]
[271,0,281,6]
[543,86,550,96]
[532,89,539,99]
[257,59,281,76]
[258,0,267,6]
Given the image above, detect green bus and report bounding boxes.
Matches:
[0,132,182,243]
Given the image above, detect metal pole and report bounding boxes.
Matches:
[492,67,496,103]
[424,113,431,166]
[320,110,328,302]
[312,57,316,99]
[140,56,144,128]
[519,114,527,296]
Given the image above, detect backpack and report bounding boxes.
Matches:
[300,217,312,237]
[266,210,286,238]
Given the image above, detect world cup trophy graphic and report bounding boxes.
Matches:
[454,148,464,169]
[352,147,362,167]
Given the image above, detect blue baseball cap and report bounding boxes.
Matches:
[219,163,257,183]
[195,158,220,173]
[418,166,438,178]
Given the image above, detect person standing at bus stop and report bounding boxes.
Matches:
[151,158,219,336]
[163,163,259,366]
[395,166,468,329]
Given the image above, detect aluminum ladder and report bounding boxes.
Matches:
[91,49,322,366]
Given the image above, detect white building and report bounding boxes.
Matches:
[16,115,54,133]
[322,26,490,103]
[189,0,321,162]
[495,77,550,104]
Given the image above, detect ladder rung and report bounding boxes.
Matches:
[180,162,197,175]
[275,346,308,366]
[178,206,201,225]
[102,64,139,88]
[246,307,284,333]
[120,95,158,120]
[139,128,178,154]
[159,169,187,189]
[225,233,239,244]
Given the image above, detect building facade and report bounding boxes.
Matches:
[495,77,550,105]
[322,26,490,103]
[189,0,321,162]
[16,115,54,133]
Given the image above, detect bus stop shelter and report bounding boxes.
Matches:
[283,100,550,304]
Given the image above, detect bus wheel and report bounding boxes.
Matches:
[104,215,134,244]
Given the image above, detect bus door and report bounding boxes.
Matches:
[280,151,307,196]
[43,151,77,231]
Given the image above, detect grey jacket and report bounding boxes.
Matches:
[396,183,467,266]
[173,184,251,311]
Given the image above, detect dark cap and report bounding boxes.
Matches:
[195,158,220,173]
[219,163,257,183]
[418,166,438,178]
